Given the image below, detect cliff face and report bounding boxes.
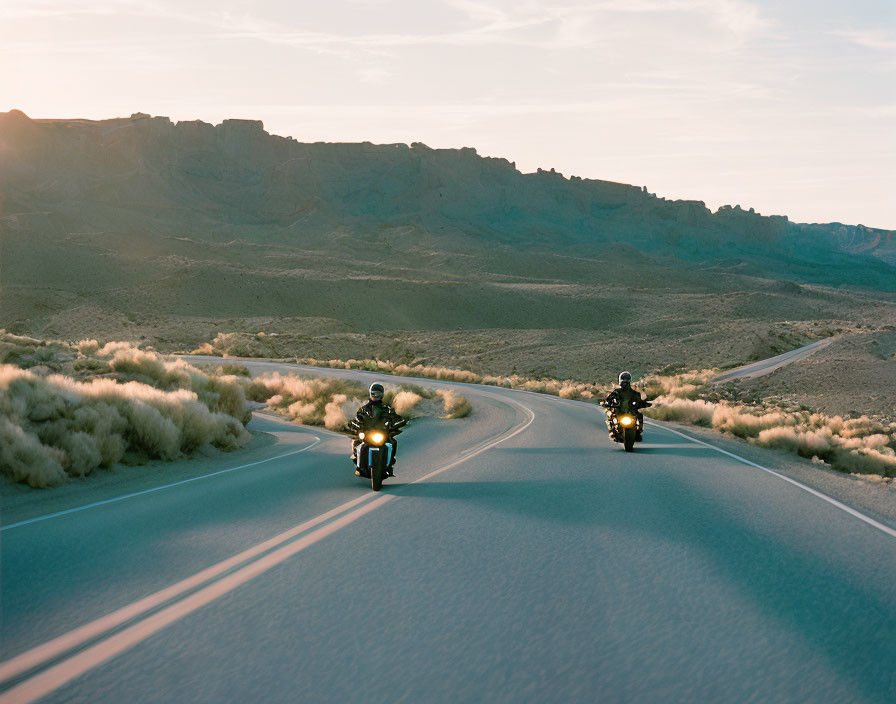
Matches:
[2,109,892,268]
[0,109,894,339]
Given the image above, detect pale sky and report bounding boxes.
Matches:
[2,0,894,228]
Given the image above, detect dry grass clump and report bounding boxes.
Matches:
[242,374,367,430]
[640,369,714,401]
[239,374,471,427]
[296,357,606,402]
[191,332,286,359]
[0,334,256,488]
[439,389,472,419]
[0,331,76,370]
[390,390,424,417]
[645,394,896,477]
[0,365,250,488]
[383,384,473,419]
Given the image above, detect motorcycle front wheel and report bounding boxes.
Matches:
[371,454,384,491]
[623,427,636,452]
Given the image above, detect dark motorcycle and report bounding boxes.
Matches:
[348,417,407,491]
[600,398,651,452]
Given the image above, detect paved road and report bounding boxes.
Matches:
[2,359,895,703]
[712,337,835,383]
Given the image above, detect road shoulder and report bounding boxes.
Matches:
[1,419,287,528]
[655,420,896,531]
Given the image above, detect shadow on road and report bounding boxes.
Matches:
[632,446,716,457]
[387,474,895,700]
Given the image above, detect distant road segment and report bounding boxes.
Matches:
[712,337,836,383]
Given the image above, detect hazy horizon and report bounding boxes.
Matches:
[3,0,894,228]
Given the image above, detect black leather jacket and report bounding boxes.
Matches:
[356,400,402,428]
[604,385,645,414]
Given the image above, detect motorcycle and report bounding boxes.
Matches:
[600,397,651,452]
[348,417,407,491]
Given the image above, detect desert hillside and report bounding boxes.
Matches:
[0,109,894,388]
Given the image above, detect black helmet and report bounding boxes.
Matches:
[618,371,632,386]
[369,383,385,401]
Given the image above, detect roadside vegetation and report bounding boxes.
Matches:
[279,355,895,481]
[641,371,896,479]
[292,357,609,401]
[12,329,886,486]
[0,333,472,488]
[1,332,252,488]
[233,373,471,431]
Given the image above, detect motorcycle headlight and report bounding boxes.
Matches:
[370,431,386,445]
[620,416,633,426]
[358,432,365,440]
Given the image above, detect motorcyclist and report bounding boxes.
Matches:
[351,382,403,477]
[602,371,649,441]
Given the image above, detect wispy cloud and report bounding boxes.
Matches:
[835,29,896,51]
[357,66,394,84]
[4,0,771,53]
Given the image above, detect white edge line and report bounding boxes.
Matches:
[0,393,536,700]
[647,421,896,539]
[1,438,323,532]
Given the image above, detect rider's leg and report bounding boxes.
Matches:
[387,439,398,474]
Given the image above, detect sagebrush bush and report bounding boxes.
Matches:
[439,389,472,418]
[0,334,255,488]
[645,394,896,477]
[296,356,608,402]
[243,375,472,426]
[0,365,250,488]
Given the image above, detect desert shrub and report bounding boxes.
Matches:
[646,394,896,477]
[191,332,284,359]
[391,390,424,417]
[297,357,612,401]
[76,339,100,355]
[242,373,472,428]
[0,331,75,370]
[645,398,715,426]
[0,337,260,487]
[217,363,250,377]
[439,389,472,418]
[830,447,896,476]
[242,373,366,428]
[0,365,251,488]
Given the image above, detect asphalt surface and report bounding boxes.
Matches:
[712,337,835,382]
[2,358,895,704]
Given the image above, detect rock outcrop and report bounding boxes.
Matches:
[0,109,893,309]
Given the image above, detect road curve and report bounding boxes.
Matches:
[712,337,836,383]
[1,358,895,704]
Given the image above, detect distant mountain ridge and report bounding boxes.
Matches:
[0,109,894,344]
[1,109,892,275]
